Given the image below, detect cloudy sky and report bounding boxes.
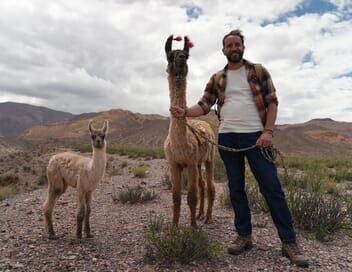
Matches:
[0,0,351,124]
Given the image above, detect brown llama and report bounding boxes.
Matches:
[164,35,216,227]
[43,120,108,239]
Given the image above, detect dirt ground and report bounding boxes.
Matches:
[1,154,352,271]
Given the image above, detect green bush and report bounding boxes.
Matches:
[0,171,19,186]
[108,145,165,159]
[346,196,352,224]
[112,186,158,204]
[287,187,347,241]
[0,185,20,201]
[120,161,128,168]
[109,168,123,176]
[214,153,227,183]
[145,216,220,264]
[133,166,149,178]
[72,143,91,153]
[37,168,48,185]
[245,172,269,213]
[219,186,232,209]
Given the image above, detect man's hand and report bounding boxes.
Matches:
[169,106,186,118]
[256,131,273,148]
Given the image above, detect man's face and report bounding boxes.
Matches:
[222,35,245,63]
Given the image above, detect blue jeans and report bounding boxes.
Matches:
[218,132,296,244]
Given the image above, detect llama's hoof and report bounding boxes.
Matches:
[48,234,58,240]
[204,218,213,224]
[86,233,94,238]
[191,222,198,229]
[196,214,205,220]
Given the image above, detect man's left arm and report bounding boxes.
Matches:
[256,103,277,148]
[256,66,278,148]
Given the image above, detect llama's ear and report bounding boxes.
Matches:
[102,120,109,134]
[165,35,173,55]
[88,120,94,134]
[184,36,190,54]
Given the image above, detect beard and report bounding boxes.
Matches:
[226,51,244,63]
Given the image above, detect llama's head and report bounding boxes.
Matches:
[165,35,190,77]
[88,120,109,149]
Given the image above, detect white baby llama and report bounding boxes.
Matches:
[43,120,108,239]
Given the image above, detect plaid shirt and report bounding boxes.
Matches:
[197,59,278,126]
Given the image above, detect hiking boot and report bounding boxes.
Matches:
[282,243,309,268]
[227,235,253,255]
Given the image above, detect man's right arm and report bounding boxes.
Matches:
[169,73,218,118]
[169,104,204,118]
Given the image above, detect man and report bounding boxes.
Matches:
[169,29,308,268]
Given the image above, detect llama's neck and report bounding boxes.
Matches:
[168,74,187,144]
[89,145,107,183]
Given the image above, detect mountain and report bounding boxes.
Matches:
[20,109,171,148]
[0,102,76,137]
[274,118,352,155]
[2,101,351,156]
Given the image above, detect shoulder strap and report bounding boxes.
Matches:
[254,64,264,83]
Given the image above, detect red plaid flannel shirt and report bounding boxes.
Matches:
[197,59,278,126]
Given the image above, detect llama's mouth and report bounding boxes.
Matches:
[93,142,105,149]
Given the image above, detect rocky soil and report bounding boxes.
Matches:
[1,154,352,271]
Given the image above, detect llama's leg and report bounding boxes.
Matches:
[205,160,215,224]
[197,164,205,220]
[187,165,199,228]
[84,191,93,238]
[76,190,86,239]
[43,175,64,239]
[170,162,182,226]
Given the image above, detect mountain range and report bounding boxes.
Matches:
[1,102,351,156]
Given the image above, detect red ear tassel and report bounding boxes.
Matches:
[173,36,182,41]
[186,41,194,48]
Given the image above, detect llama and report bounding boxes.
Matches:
[43,120,108,239]
[164,35,216,228]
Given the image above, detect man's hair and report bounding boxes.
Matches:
[222,29,244,47]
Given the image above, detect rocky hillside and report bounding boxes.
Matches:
[0,102,75,137]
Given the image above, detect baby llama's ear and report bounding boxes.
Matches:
[88,120,94,134]
[102,120,109,134]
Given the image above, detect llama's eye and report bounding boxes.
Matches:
[101,135,105,139]
[92,135,96,140]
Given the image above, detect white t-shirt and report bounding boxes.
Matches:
[218,66,264,133]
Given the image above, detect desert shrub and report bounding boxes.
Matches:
[72,143,91,153]
[162,168,172,190]
[109,168,123,176]
[0,185,20,201]
[287,186,347,241]
[346,196,352,224]
[245,172,269,213]
[0,171,19,186]
[108,145,164,159]
[333,167,352,182]
[214,153,227,183]
[37,168,48,185]
[112,186,158,204]
[120,161,128,168]
[22,165,31,172]
[145,216,220,264]
[133,166,149,178]
[219,186,232,209]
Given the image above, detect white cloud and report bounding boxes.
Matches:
[0,0,351,123]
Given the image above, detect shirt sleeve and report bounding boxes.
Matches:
[197,74,218,114]
[262,66,278,106]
